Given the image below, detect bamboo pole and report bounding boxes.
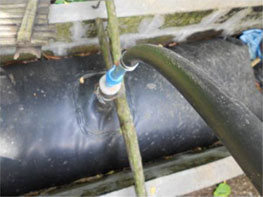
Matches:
[105,0,121,65]
[103,1,147,196]
[114,90,147,197]
[95,18,113,70]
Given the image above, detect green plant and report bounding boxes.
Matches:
[213,182,231,197]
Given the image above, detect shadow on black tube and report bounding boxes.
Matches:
[123,43,262,193]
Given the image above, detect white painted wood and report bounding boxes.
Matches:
[48,0,262,24]
[101,156,244,197]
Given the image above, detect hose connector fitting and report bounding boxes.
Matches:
[97,58,139,103]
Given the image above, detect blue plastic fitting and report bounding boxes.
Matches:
[105,65,126,87]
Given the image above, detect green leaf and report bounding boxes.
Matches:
[55,0,65,4]
[213,182,231,197]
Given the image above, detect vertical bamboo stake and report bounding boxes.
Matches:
[114,89,147,197]
[105,0,121,65]
[95,18,112,70]
[97,1,148,196]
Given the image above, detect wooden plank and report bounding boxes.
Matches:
[36,14,48,20]
[0,30,56,38]
[0,24,54,31]
[0,0,49,5]
[34,24,56,31]
[0,0,49,8]
[33,31,56,39]
[0,17,47,25]
[0,4,26,9]
[0,8,25,13]
[38,1,50,8]
[0,13,48,20]
[0,18,22,25]
[0,37,49,46]
[0,30,56,39]
[0,25,18,31]
[0,37,16,46]
[0,31,17,37]
[17,0,39,43]
[0,0,26,4]
[0,7,49,15]
[0,0,52,46]
[30,37,49,45]
[36,7,49,14]
[0,12,24,19]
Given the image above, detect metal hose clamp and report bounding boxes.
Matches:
[120,51,139,72]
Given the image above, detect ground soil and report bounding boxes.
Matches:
[183,175,260,197]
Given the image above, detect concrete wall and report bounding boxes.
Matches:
[0,0,262,64]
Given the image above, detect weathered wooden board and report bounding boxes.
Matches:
[0,0,54,47]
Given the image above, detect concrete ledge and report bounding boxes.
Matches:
[49,0,262,23]
[41,146,229,196]
[1,1,262,64]
[102,156,243,197]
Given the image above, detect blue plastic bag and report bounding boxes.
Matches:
[240,29,262,60]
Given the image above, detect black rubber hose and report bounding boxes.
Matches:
[122,44,262,194]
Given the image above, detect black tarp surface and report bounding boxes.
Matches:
[0,39,261,196]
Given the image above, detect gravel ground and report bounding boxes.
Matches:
[183,175,260,197]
